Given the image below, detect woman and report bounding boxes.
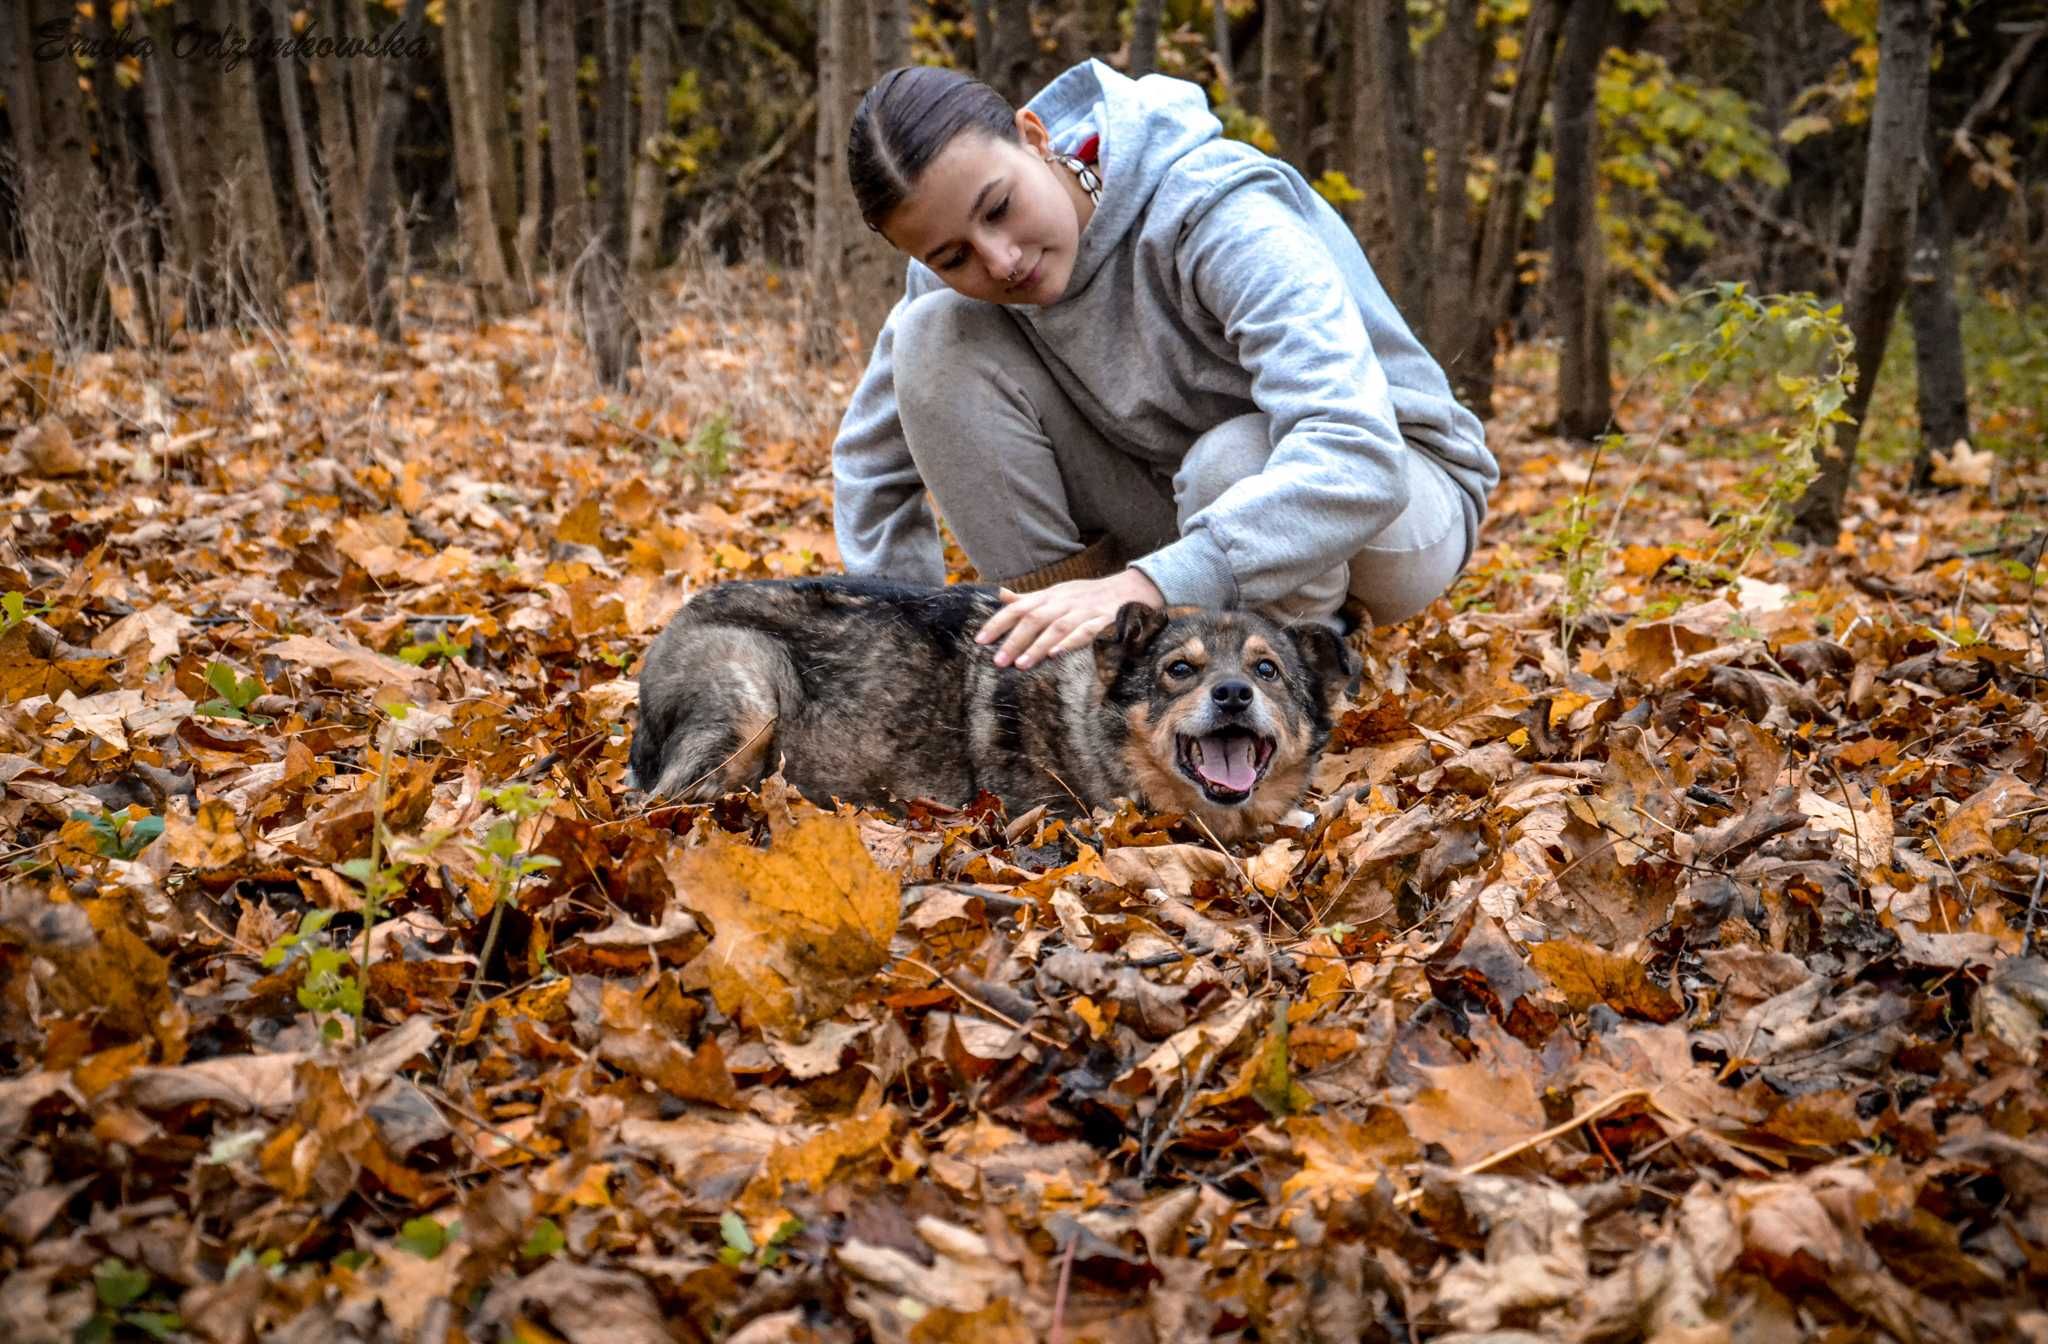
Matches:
[831,59,1494,670]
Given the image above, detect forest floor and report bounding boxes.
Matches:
[2,270,2046,1342]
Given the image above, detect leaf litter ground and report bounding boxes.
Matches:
[2,277,2047,1342]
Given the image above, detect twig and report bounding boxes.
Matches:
[890,954,1063,1049]
[1048,1228,1079,1344]
[1395,1087,1655,1208]
[1140,1045,1221,1184]
[1821,755,1867,891]
[1929,833,1962,934]
[1188,812,1300,935]
[416,1079,554,1166]
[2022,857,2046,956]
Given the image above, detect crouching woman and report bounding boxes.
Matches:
[831,60,1496,669]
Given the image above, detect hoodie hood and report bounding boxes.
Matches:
[1025,60,1220,298]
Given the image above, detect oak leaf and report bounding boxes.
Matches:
[1528,937,1682,1023]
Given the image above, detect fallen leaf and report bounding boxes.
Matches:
[670,812,899,1033]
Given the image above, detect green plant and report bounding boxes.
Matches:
[396,1215,457,1260]
[196,661,267,721]
[718,1211,802,1269]
[71,807,163,860]
[520,1217,566,1259]
[261,908,365,1027]
[77,1258,182,1342]
[398,631,470,666]
[1,590,51,633]
[461,784,561,1013]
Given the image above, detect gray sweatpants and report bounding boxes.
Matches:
[893,291,1470,628]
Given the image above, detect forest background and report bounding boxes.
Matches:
[3,0,2048,1340]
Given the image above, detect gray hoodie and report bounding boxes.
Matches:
[831,59,1496,610]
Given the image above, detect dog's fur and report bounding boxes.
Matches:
[630,577,1355,841]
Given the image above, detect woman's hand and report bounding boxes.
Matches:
[976,568,1165,670]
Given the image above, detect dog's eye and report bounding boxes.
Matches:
[1254,659,1280,680]
[1166,659,1195,679]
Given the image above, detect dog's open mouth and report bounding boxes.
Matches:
[1176,727,1277,805]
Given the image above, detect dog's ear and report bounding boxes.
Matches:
[1094,602,1169,684]
[1286,621,1360,704]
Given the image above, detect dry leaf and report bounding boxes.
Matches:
[670,812,899,1033]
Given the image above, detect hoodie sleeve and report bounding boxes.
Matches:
[1127,179,1418,611]
[831,268,949,585]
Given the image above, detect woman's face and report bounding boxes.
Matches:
[878,110,1092,307]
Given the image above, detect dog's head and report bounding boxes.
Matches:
[1094,603,1356,841]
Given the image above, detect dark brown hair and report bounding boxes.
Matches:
[849,66,1018,230]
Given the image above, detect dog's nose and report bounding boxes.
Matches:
[1210,679,1254,711]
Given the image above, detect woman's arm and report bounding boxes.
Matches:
[1129,177,1418,611]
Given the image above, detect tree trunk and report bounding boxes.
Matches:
[364,0,429,341]
[270,0,338,301]
[813,0,850,346]
[1448,0,1567,414]
[84,3,161,346]
[18,0,110,349]
[479,0,520,275]
[1131,0,1164,77]
[1551,0,1612,441]
[443,0,517,316]
[629,1,674,273]
[542,0,589,267]
[1420,0,1481,369]
[516,0,545,292]
[1364,0,1427,320]
[216,0,289,322]
[580,0,642,386]
[972,0,998,83]
[1906,148,1969,490]
[1213,0,1234,90]
[871,0,909,71]
[140,4,213,318]
[1260,0,1306,161]
[1789,0,1933,544]
[311,0,368,321]
[345,0,379,163]
[991,0,1036,102]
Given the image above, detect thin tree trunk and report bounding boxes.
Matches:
[973,0,997,83]
[1450,0,1567,413]
[443,0,516,316]
[1213,0,1233,90]
[1790,0,1933,543]
[270,0,338,299]
[992,0,1035,102]
[1,2,47,175]
[812,0,849,347]
[580,0,641,385]
[311,0,367,321]
[1420,0,1481,369]
[364,0,428,340]
[1552,0,1612,441]
[21,0,110,348]
[516,0,544,291]
[543,0,589,267]
[871,0,909,71]
[1261,0,1306,161]
[216,0,290,322]
[629,1,674,273]
[1907,147,1969,490]
[345,0,379,161]
[480,0,520,272]
[1131,0,1164,77]
[1365,0,1427,320]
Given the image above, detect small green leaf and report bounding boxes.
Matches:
[1250,997,1314,1120]
[520,1218,566,1258]
[395,1216,450,1260]
[719,1210,754,1256]
[123,1310,184,1340]
[94,1258,151,1311]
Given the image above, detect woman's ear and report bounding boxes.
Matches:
[1015,108,1050,153]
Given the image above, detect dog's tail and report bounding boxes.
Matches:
[630,622,794,801]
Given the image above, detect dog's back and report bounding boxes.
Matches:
[632,578,1108,808]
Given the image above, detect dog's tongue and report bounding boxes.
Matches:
[1195,733,1259,793]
